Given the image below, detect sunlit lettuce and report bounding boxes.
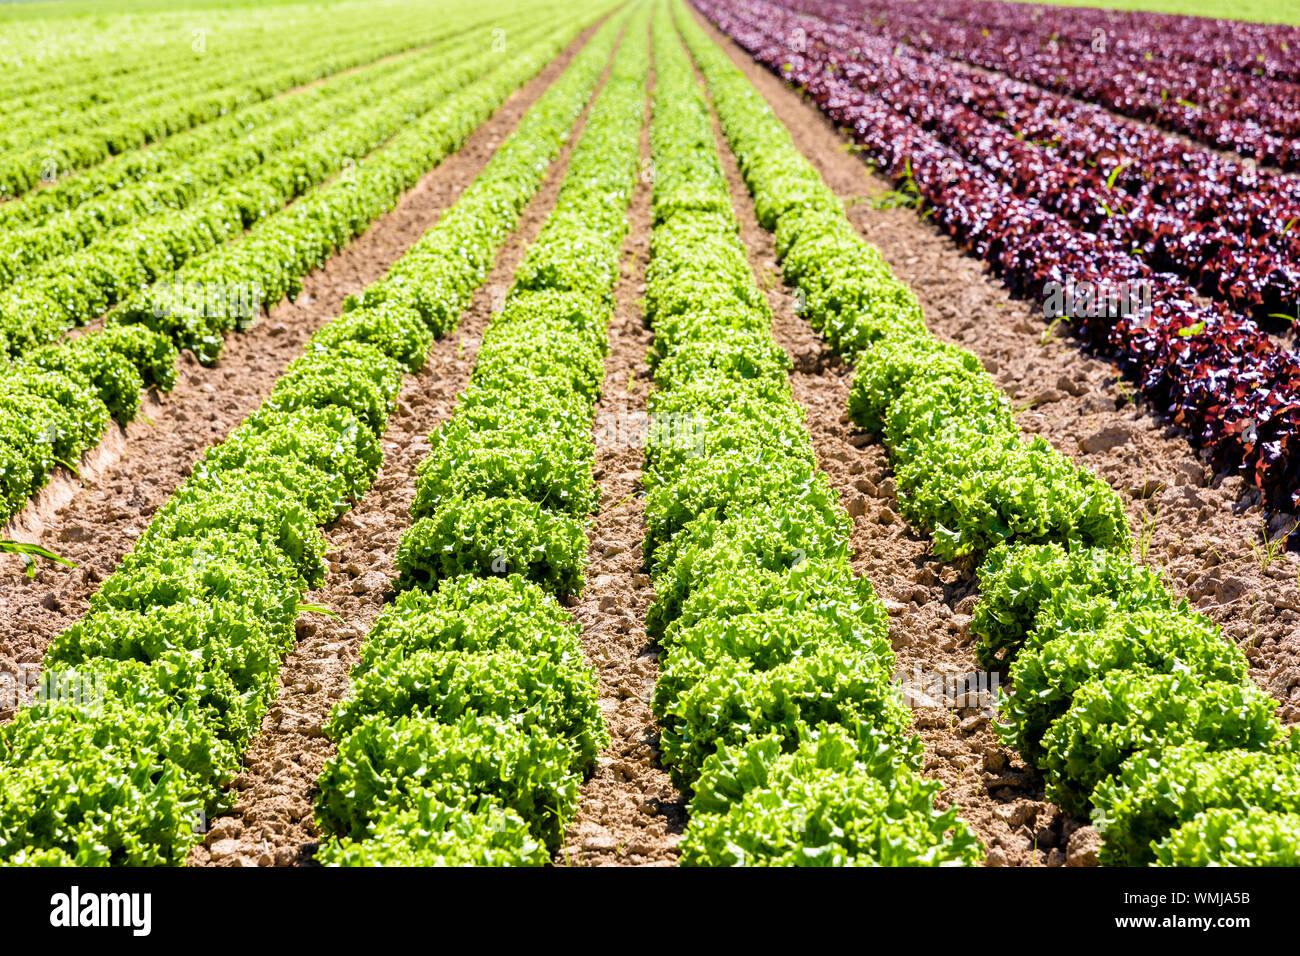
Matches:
[881,369,1017,464]
[95,530,302,634]
[659,641,911,790]
[1041,671,1281,817]
[648,305,773,365]
[1153,807,1300,867]
[0,395,58,493]
[21,336,144,423]
[6,368,109,463]
[375,572,569,651]
[472,320,606,403]
[971,542,1175,669]
[0,437,35,515]
[328,644,604,769]
[491,289,611,350]
[1092,738,1300,865]
[654,605,895,733]
[317,793,547,867]
[514,224,625,300]
[666,558,887,648]
[201,405,383,523]
[316,712,581,849]
[48,601,287,713]
[0,4,620,869]
[266,340,404,436]
[682,726,982,866]
[896,433,1131,559]
[0,12,591,529]
[0,659,240,866]
[654,327,792,390]
[847,336,988,434]
[0,7,493,201]
[1004,605,1249,761]
[315,12,644,867]
[674,0,1133,570]
[413,415,596,520]
[645,501,853,638]
[396,494,588,598]
[140,482,327,587]
[668,0,1300,873]
[643,3,981,865]
[310,303,433,373]
[455,380,592,448]
[644,449,842,558]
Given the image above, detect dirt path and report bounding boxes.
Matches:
[559,55,685,868]
[687,4,1300,724]
[191,24,617,868]
[0,23,603,721]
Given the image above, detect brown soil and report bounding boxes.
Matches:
[0,23,603,723]
[559,57,686,868]
[190,22,614,867]
[686,5,1300,866]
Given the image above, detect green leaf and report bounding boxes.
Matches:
[0,539,76,569]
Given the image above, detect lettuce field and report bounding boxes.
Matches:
[1,0,1299,875]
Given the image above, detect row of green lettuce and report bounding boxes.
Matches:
[0,7,279,118]
[0,6,462,156]
[975,544,1300,865]
[675,0,1300,867]
[0,14,586,530]
[313,5,648,865]
[0,0,492,200]
[0,13,559,358]
[0,1,431,132]
[641,4,980,866]
[0,13,520,290]
[1,19,367,158]
[0,5,501,236]
[0,0,400,117]
[0,4,616,868]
